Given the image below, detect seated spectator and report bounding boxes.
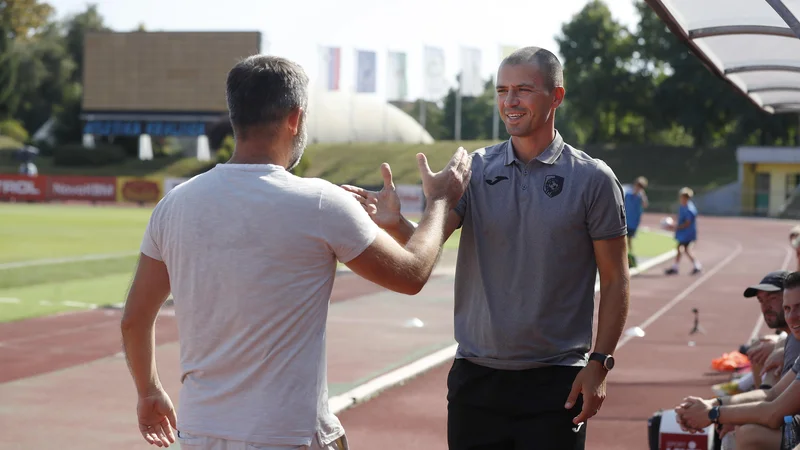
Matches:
[674,271,800,450]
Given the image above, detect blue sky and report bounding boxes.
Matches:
[48,0,640,100]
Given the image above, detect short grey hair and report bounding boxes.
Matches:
[501,46,564,91]
[225,55,309,138]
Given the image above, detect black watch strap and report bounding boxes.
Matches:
[589,352,614,370]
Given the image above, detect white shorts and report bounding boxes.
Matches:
[176,431,348,450]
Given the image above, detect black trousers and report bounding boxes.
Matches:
[447,359,586,450]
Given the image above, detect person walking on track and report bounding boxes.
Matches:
[119,54,472,450]
[343,46,630,450]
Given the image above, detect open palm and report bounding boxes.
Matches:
[341,163,403,229]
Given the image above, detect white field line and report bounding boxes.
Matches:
[0,251,138,270]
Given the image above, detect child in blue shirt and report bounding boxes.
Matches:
[665,187,702,275]
[624,176,649,268]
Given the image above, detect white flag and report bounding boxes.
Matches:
[460,46,483,97]
[423,46,448,101]
[318,46,340,91]
[386,51,408,101]
[355,50,377,93]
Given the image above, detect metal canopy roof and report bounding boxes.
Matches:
[645,0,800,113]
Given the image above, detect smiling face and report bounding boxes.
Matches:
[495,62,564,138]
[784,287,800,340]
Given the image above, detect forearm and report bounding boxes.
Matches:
[720,388,769,405]
[385,215,418,245]
[121,320,162,397]
[595,277,629,355]
[399,199,449,285]
[719,402,778,428]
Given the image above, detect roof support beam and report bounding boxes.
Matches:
[688,25,796,39]
[726,65,800,75]
[748,86,800,93]
[764,0,800,39]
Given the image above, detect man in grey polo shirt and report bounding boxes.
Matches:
[343,46,630,449]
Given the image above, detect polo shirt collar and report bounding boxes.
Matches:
[504,131,566,166]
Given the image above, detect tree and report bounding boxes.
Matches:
[63,4,109,84]
[0,0,53,40]
[0,0,53,120]
[555,0,642,145]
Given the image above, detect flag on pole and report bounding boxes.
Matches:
[423,45,447,101]
[355,50,377,93]
[318,46,341,91]
[386,51,408,101]
[460,46,483,97]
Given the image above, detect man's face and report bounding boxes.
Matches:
[783,287,800,340]
[287,110,307,171]
[495,63,562,137]
[679,194,689,206]
[757,290,787,329]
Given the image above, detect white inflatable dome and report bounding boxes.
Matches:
[306,88,434,144]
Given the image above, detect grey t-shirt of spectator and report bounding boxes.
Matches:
[784,333,800,376]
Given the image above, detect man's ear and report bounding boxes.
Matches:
[287,107,303,135]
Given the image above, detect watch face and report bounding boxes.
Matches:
[605,356,615,370]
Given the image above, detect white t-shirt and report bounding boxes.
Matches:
[140,163,379,447]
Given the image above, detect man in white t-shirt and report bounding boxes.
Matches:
[119,55,472,450]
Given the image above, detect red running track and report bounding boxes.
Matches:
[0,272,388,383]
[337,215,798,450]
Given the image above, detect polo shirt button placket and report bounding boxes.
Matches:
[522,166,529,190]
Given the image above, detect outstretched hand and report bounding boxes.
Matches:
[417,146,472,208]
[341,163,402,229]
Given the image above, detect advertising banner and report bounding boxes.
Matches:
[0,175,47,201]
[117,177,163,204]
[48,176,116,202]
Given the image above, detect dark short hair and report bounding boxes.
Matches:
[501,46,564,91]
[785,272,800,291]
[225,55,309,139]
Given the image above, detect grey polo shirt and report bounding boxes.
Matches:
[452,131,627,370]
[786,333,800,376]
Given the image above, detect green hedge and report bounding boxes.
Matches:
[0,119,28,144]
[53,144,127,167]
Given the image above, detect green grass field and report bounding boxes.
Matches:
[0,203,675,323]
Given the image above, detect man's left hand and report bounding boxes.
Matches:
[137,388,177,447]
[565,362,607,425]
[675,396,713,431]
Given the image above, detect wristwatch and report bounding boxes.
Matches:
[589,352,615,371]
[708,406,721,424]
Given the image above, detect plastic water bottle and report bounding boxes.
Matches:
[784,416,797,449]
[720,432,735,450]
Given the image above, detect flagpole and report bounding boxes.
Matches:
[455,71,462,142]
[316,44,322,144]
[492,44,500,141]
[384,51,389,143]
[420,45,428,143]
[350,49,356,143]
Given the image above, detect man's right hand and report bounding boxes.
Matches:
[341,163,402,230]
[748,340,777,367]
[417,147,472,208]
